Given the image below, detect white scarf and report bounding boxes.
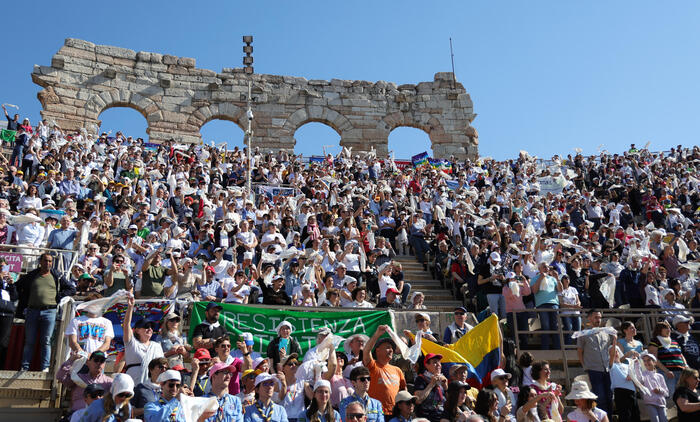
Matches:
[656,335,672,348]
[202,320,220,331]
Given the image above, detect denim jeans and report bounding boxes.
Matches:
[9,145,23,167]
[560,315,581,345]
[400,282,412,305]
[487,293,507,319]
[507,311,530,348]
[409,235,429,264]
[587,370,612,414]
[22,307,57,370]
[644,404,668,422]
[536,303,560,350]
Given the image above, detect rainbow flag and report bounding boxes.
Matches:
[419,314,502,387]
[411,152,429,169]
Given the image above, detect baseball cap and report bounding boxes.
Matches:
[133,319,156,330]
[84,383,105,397]
[208,362,236,378]
[423,353,443,365]
[489,251,501,262]
[386,287,400,295]
[205,302,223,312]
[491,368,512,379]
[194,348,212,361]
[254,373,279,388]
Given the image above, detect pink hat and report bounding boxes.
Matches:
[208,361,235,378]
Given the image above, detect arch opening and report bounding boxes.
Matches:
[388,126,433,160]
[97,105,148,140]
[293,121,341,157]
[200,118,246,151]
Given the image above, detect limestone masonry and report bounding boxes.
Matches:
[32,38,479,159]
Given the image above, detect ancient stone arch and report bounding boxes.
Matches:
[33,38,479,159]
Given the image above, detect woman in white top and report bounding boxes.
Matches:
[558,274,581,345]
[342,218,361,244]
[351,286,374,308]
[123,295,164,385]
[340,278,358,307]
[17,184,42,211]
[338,242,362,280]
[223,269,251,304]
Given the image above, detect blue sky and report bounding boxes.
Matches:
[3,1,699,160]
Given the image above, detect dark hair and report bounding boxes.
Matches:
[620,321,635,333]
[474,389,497,418]
[444,383,470,419]
[531,360,550,381]
[214,336,231,350]
[306,387,335,422]
[518,352,534,368]
[390,398,415,420]
[147,357,168,377]
[516,385,535,409]
[351,286,366,301]
[586,308,601,317]
[349,366,370,381]
[335,351,348,369]
[652,321,671,337]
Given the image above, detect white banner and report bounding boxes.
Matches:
[538,176,567,195]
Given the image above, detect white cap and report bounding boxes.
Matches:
[313,379,331,391]
[506,271,516,279]
[254,373,280,388]
[489,251,501,262]
[156,369,182,384]
[110,373,135,397]
[275,320,294,333]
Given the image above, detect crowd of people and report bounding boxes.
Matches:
[1,108,700,421]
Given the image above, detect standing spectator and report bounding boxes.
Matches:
[477,251,507,319]
[0,268,17,364]
[576,309,616,414]
[610,346,640,422]
[363,325,407,415]
[531,263,562,350]
[633,351,668,422]
[443,307,473,344]
[122,295,164,385]
[672,315,700,370]
[64,309,114,356]
[674,368,700,422]
[648,320,687,400]
[558,274,581,345]
[16,252,75,371]
[414,353,447,421]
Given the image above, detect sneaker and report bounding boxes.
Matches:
[41,368,50,373]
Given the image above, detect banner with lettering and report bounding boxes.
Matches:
[78,300,172,356]
[256,185,297,200]
[537,176,567,195]
[0,252,22,273]
[187,302,393,356]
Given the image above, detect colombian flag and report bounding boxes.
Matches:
[420,314,502,388]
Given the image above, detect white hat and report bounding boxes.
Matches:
[313,379,331,391]
[156,369,182,384]
[491,368,512,379]
[640,350,657,362]
[565,380,597,400]
[172,227,184,237]
[254,373,280,388]
[243,252,254,261]
[673,314,693,328]
[489,251,501,262]
[275,320,294,334]
[377,262,391,274]
[506,271,516,279]
[110,373,135,397]
[317,327,332,338]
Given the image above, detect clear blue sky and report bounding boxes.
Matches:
[3,1,699,160]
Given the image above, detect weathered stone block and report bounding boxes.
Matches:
[95,45,137,60]
[163,55,178,65]
[65,38,96,51]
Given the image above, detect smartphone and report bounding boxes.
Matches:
[279,337,289,351]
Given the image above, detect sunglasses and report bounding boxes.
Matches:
[88,392,104,399]
[116,392,132,399]
[219,344,231,349]
[355,376,371,382]
[167,382,181,388]
[347,413,366,420]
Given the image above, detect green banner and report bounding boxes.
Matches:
[0,129,16,143]
[188,302,393,357]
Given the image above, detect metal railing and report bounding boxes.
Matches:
[0,243,76,274]
[510,307,700,388]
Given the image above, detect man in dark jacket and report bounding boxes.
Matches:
[0,267,17,364]
[16,252,76,371]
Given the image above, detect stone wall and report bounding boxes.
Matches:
[33,38,479,159]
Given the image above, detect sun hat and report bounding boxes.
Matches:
[565,380,597,400]
[395,390,417,403]
[673,314,693,328]
[313,379,331,392]
[275,320,294,333]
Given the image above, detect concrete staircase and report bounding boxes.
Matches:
[394,255,464,311]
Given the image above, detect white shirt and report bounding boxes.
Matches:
[65,315,115,355]
[261,232,285,253]
[378,275,397,299]
[223,278,250,303]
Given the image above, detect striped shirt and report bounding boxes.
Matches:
[649,338,686,371]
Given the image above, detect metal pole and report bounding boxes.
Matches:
[246,79,252,199]
[449,37,456,89]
